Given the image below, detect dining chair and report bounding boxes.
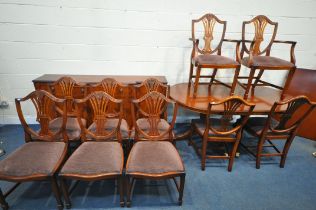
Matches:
[133,77,169,99]
[48,76,87,142]
[88,78,130,139]
[125,91,185,206]
[59,91,125,208]
[189,13,241,97]
[0,90,68,210]
[189,96,255,171]
[239,15,297,99]
[241,96,316,169]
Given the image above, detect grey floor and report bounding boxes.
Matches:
[0,124,315,210]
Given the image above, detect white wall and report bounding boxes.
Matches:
[1,0,316,123]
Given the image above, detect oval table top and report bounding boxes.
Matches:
[169,83,293,115]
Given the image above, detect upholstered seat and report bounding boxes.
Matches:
[245,117,283,136]
[49,117,86,141]
[242,56,295,69]
[0,142,66,178]
[60,142,123,176]
[193,54,239,67]
[87,119,130,140]
[192,118,236,138]
[126,141,184,175]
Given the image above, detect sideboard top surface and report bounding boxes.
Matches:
[33,74,167,85]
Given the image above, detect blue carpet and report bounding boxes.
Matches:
[0,124,315,210]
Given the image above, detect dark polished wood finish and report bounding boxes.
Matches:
[0,90,69,210]
[170,83,293,115]
[189,13,241,97]
[33,74,167,129]
[190,96,255,171]
[283,68,316,140]
[241,96,316,169]
[239,15,297,99]
[126,91,185,206]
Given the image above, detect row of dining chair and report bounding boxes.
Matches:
[189,95,316,172]
[0,77,184,209]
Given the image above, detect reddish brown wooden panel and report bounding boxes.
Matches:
[284,68,316,141]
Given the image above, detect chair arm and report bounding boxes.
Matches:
[273,40,296,64]
[189,38,199,58]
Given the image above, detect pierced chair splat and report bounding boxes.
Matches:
[189,13,241,98]
[0,90,68,210]
[241,96,316,169]
[48,76,87,142]
[239,15,297,99]
[59,91,125,208]
[125,91,185,207]
[190,96,255,171]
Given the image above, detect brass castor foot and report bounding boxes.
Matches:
[120,201,125,207]
[126,201,131,208]
[65,203,71,209]
[57,204,64,210]
[312,152,316,157]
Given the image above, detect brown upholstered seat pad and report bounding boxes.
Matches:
[242,56,295,68]
[192,118,236,137]
[193,54,239,66]
[245,117,280,136]
[126,141,184,174]
[0,142,66,177]
[49,117,86,141]
[60,142,123,176]
[87,119,130,139]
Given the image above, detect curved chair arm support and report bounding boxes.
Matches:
[189,38,199,58]
[223,39,242,63]
[15,91,67,142]
[273,40,297,64]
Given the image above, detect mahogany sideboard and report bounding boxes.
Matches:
[32,74,168,129]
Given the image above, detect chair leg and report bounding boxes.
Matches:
[119,176,125,207]
[244,68,256,99]
[209,68,218,87]
[252,69,264,93]
[51,176,64,210]
[0,188,9,210]
[125,175,132,208]
[60,178,71,209]
[201,137,208,171]
[193,67,202,98]
[280,136,295,168]
[188,123,194,146]
[256,136,266,169]
[228,141,240,172]
[230,66,240,95]
[178,174,185,206]
[188,61,194,86]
